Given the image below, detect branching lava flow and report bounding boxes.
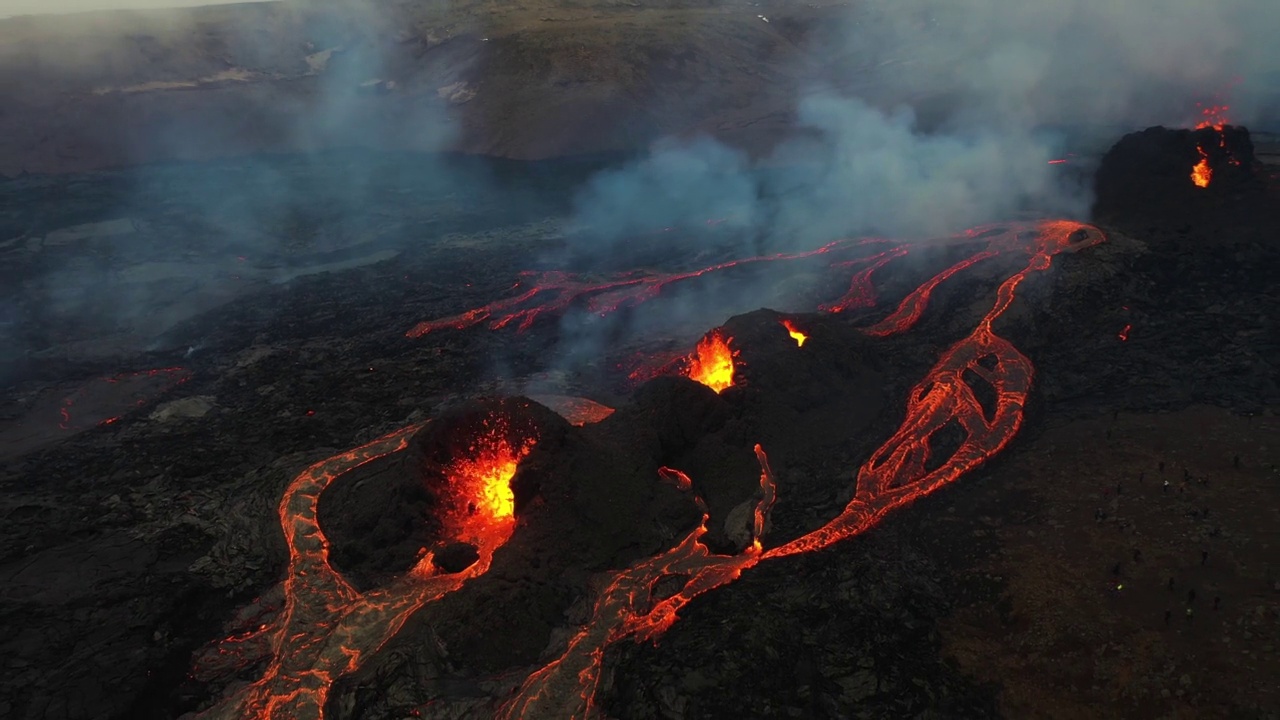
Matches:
[208,219,1105,719]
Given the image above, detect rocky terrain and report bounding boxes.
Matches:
[0,124,1277,719]
[2,2,1280,718]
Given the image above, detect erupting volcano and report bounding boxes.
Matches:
[196,414,538,720]
[442,420,531,545]
[194,217,1117,719]
[1192,145,1213,187]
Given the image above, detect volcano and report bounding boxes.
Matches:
[1092,124,1262,219]
[2,5,1280,717]
[3,136,1279,718]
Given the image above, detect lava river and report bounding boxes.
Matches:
[201,219,1104,719]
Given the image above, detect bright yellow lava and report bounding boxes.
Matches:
[1192,145,1212,188]
[782,320,808,347]
[475,455,518,519]
[686,332,736,393]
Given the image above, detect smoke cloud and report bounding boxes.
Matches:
[4,0,1278,384]
[570,0,1280,256]
[544,0,1279,379]
[2,0,477,376]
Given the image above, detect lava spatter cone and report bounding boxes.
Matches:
[319,398,568,589]
[1093,124,1260,220]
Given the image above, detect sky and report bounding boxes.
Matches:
[0,0,265,18]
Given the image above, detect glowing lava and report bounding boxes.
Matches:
[782,319,808,346]
[198,417,534,720]
[487,221,1106,718]
[1192,144,1213,188]
[445,421,531,543]
[496,445,777,719]
[57,366,190,430]
[685,331,737,393]
[769,220,1103,558]
[1195,103,1230,130]
[216,219,1106,719]
[405,238,892,338]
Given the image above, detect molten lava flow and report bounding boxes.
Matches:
[766,220,1104,558]
[406,239,890,338]
[234,218,1107,718]
[657,466,694,492]
[199,418,533,720]
[495,446,777,720]
[496,220,1105,716]
[1192,144,1213,188]
[782,319,808,347]
[685,331,736,393]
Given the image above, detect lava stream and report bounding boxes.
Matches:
[405,239,890,338]
[200,421,530,720]
[495,445,777,720]
[769,219,1103,557]
[499,219,1104,716]
[782,319,807,347]
[219,219,1105,719]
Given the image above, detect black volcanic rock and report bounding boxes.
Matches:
[1093,124,1259,220]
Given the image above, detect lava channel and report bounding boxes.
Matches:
[488,220,1106,716]
[198,418,533,720]
[216,219,1105,719]
[406,238,895,338]
[495,446,777,719]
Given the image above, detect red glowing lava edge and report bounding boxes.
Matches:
[202,219,1105,720]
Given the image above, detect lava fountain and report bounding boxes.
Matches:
[685,331,737,393]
